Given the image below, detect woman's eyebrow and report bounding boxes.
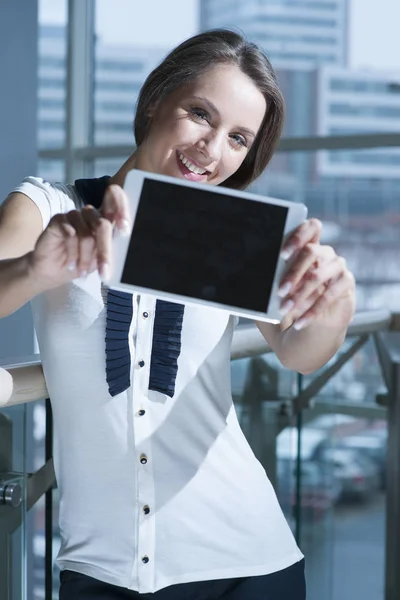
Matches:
[190,95,256,139]
[237,126,256,140]
[190,95,220,115]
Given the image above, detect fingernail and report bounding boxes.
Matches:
[99,262,110,282]
[293,317,310,331]
[281,245,296,261]
[280,299,295,317]
[67,262,76,272]
[79,270,88,279]
[119,219,131,236]
[277,281,292,298]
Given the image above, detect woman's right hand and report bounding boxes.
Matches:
[28,184,131,290]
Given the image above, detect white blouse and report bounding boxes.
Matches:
[13,177,303,593]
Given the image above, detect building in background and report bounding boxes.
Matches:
[94,43,166,146]
[200,0,348,70]
[316,67,400,180]
[38,25,66,151]
[38,25,166,180]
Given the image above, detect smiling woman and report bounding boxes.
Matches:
[0,28,356,600]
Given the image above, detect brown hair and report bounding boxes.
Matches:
[134,29,285,190]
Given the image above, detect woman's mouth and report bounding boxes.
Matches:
[176,151,210,182]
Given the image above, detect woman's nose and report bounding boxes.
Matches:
[196,130,224,163]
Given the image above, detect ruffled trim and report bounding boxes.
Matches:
[149,300,185,398]
[105,289,133,397]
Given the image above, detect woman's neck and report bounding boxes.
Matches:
[109,151,137,187]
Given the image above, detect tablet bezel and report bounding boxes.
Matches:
[108,169,307,323]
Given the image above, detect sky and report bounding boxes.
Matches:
[39,0,400,71]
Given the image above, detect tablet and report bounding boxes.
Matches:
[108,169,307,323]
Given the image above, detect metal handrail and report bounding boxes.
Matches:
[231,308,393,360]
[0,309,396,407]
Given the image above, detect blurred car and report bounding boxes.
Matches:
[277,458,342,522]
[320,447,380,502]
[338,432,387,489]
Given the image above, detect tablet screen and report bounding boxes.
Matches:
[121,177,288,312]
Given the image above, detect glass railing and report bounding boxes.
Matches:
[1,309,399,600]
[0,401,27,600]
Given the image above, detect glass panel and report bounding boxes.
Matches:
[0,404,27,600]
[93,0,199,146]
[299,341,387,600]
[287,412,335,600]
[24,400,61,600]
[232,327,387,600]
[199,0,400,136]
[331,417,386,600]
[30,401,46,600]
[0,404,27,473]
[0,474,26,600]
[232,353,300,527]
[38,0,68,150]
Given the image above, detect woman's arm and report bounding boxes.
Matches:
[0,193,47,317]
[256,318,348,375]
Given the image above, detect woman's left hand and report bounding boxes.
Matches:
[277,218,356,331]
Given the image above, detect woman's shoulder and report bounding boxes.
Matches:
[11,176,83,230]
[14,176,83,208]
[12,176,83,228]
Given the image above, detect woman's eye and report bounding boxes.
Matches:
[230,134,247,148]
[190,107,209,121]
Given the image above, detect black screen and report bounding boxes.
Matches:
[121,178,288,313]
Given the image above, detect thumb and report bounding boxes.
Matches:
[101,184,131,234]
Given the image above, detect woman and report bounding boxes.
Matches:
[0,30,355,599]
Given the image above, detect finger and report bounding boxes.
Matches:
[292,272,353,330]
[281,218,323,261]
[65,211,97,276]
[80,205,101,231]
[49,214,79,272]
[92,217,113,281]
[278,243,319,298]
[61,224,80,273]
[283,256,347,316]
[278,244,336,298]
[280,286,321,326]
[80,206,104,273]
[101,184,131,233]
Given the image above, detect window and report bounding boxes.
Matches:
[330,79,400,94]
[330,103,400,118]
[38,1,67,154]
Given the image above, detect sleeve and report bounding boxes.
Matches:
[11,177,81,231]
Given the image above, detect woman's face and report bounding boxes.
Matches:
[136,63,267,186]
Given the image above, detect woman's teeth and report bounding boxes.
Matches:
[179,153,207,175]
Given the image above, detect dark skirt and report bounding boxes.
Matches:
[59,558,306,600]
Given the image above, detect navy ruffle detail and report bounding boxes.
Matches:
[149,300,185,398]
[105,289,133,397]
